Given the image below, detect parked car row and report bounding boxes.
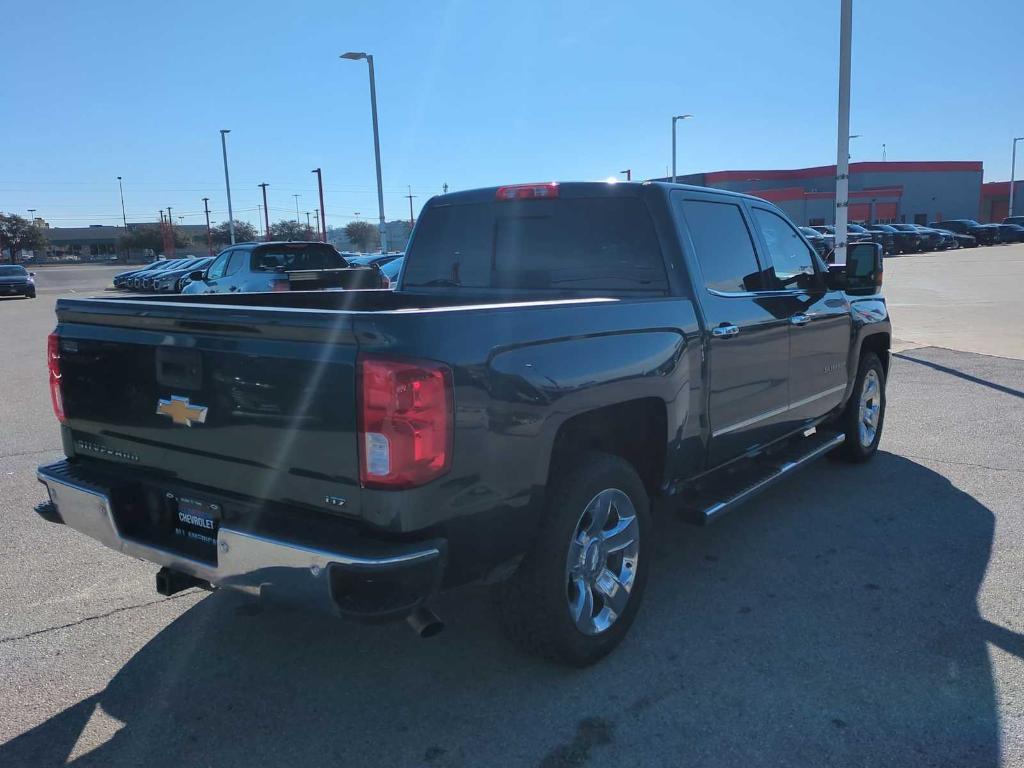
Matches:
[113,243,390,295]
[804,218,1024,257]
[112,256,213,292]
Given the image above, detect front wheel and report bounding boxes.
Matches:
[493,452,651,666]
[834,352,886,462]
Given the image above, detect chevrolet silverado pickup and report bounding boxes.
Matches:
[36,181,891,666]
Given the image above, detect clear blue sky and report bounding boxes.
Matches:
[2,0,1021,228]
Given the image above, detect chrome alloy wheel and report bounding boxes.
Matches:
[858,368,881,448]
[565,488,640,636]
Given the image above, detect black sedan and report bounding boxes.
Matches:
[932,228,976,248]
[852,223,895,254]
[913,225,956,250]
[864,224,912,254]
[0,264,36,298]
[993,223,1024,243]
[889,223,939,252]
[928,219,999,246]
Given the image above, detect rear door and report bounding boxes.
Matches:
[747,204,850,426]
[672,190,791,466]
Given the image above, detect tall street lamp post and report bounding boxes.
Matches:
[834,0,853,265]
[259,183,270,241]
[311,168,327,242]
[293,194,301,226]
[342,51,388,253]
[116,176,128,229]
[1010,136,1024,219]
[671,114,693,183]
[202,197,213,255]
[220,130,235,244]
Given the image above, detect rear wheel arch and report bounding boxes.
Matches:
[545,398,668,498]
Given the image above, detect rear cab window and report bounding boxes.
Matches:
[251,243,349,272]
[401,192,668,295]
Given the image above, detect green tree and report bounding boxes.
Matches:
[344,221,379,252]
[211,220,258,247]
[0,213,49,263]
[269,219,308,241]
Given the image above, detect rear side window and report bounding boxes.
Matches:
[251,244,348,272]
[402,197,667,293]
[678,198,762,293]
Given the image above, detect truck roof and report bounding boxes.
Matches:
[429,181,764,206]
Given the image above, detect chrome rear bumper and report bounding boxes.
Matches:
[37,460,444,619]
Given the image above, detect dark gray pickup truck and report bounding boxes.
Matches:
[37,181,890,665]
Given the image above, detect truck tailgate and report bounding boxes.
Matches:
[54,298,361,516]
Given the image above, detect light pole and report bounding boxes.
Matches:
[293,194,301,226]
[116,176,128,230]
[166,206,176,257]
[406,186,417,224]
[312,168,327,242]
[620,169,631,181]
[258,183,270,241]
[342,51,388,252]
[848,134,862,161]
[882,143,887,161]
[305,211,312,236]
[671,114,693,183]
[1010,137,1023,219]
[314,208,321,239]
[27,208,36,221]
[202,197,212,255]
[834,0,853,264]
[220,129,235,244]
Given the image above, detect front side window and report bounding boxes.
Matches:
[752,207,818,291]
[678,198,762,293]
[206,250,231,280]
[226,250,248,276]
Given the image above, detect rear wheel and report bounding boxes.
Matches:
[834,352,886,462]
[493,451,651,666]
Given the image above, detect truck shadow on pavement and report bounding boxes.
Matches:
[2,452,1012,767]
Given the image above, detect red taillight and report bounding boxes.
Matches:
[358,356,453,489]
[47,332,65,423]
[495,182,559,201]
[271,279,289,292]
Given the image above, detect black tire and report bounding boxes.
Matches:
[834,352,886,462]
[493,451,652,667]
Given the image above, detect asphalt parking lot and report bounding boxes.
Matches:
[2,250,1023,767]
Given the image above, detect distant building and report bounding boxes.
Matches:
[41,222,208,259]
[980,180,1024,222]
[655,161,986,225]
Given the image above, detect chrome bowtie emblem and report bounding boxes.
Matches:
[156,396,208,427]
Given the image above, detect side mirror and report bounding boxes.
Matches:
[826,242,883,293]
[188,270,206,281]
[29,272,36,277]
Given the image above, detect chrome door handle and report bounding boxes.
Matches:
[712,324,739,338]
[790,313,811,326]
